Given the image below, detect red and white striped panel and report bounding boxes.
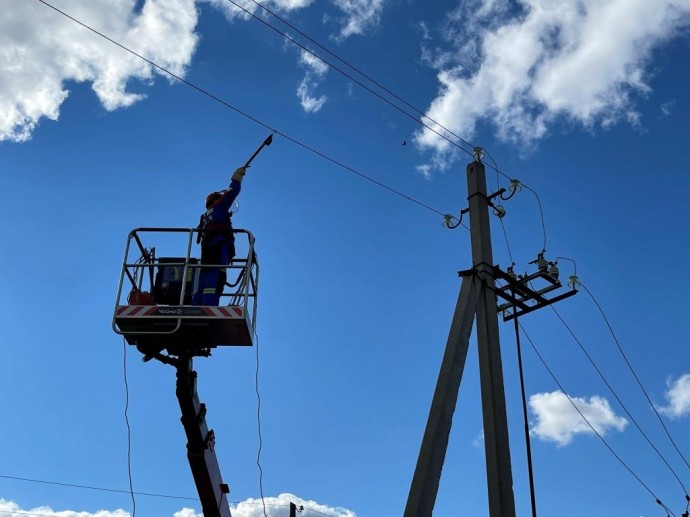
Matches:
[116,305,159,316]
[202,306,244,318]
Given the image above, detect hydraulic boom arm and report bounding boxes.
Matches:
[176,358,232,517]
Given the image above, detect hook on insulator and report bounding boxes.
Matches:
[493,205,506,218]
[509,179,523,193]
[473,147,484,162]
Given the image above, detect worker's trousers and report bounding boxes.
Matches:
[192,240,234,306]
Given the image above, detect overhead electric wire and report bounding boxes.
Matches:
[522,183,547,252]
[0,473,338,515]
[244,0,476,155]
[240,0,549,247]
[518,323,677,516]
[35,0,457,226]
[580,282,690,473]
[0,473,194,500]
[223,0,477,161]
[549,305,690,496]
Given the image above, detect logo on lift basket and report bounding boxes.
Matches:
[158,308,184,315]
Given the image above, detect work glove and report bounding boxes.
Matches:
[231,166,247,183]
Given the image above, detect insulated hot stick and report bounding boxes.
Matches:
[243,133,273,170]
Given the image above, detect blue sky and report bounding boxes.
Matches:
[2,0,690,516]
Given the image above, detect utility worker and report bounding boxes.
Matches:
[192,166,247,306]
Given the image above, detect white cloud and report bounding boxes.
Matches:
[660,99,676,117]
[329,0,386,42]
[0,494,355,517]
[231,493,356,517]
[296,49,329,113]
[415,164,432,180]
[657,373,690,419]
[415,0,690,172]
[529,391,628,446]
[0,499,129,517]
[472,429,485,448]
[0,0,199,143]
[200,0,313,21]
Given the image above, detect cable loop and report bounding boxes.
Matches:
[500,179,522,200]
[442,213,463,229]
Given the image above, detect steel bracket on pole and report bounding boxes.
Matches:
[493,266,578,321]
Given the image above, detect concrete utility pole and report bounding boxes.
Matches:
[404,156,516,517]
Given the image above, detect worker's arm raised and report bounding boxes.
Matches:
[231,166,247,183]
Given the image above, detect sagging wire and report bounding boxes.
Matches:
[442,209,469,230]
[549,305,690,497]
[35,0,453,226]
[246,0,479,159]
[518,324,677,517]
[122,337,137,517]
[255,331,268,517]
[225,0,478,159]
[580,282,690,475]
[243,0,552,254]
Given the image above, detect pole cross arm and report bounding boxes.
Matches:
[493,266,578,321]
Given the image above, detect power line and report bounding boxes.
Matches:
[517,323,677,517]
[580,282,690,473]
[238,0,476,156]
[0,473,194,500]
[0,474,340,515]
[236,1,550,248]
[35,0,457,225]
[549,304,689,496]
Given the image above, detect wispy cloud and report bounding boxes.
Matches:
[296,49,329,113]
[329,0,386,42]
[657,373,690,419]
[472,429,485,448]
[529,391,628,447]
[415,0,690,172]
[660,99,676,117]
[0,0,199,143]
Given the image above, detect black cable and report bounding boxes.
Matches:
[580,282,690,473]
[512,309,537,517]
[549,305,690,495]
[122,338,136,516]
[518,323,676,516]
[245,0,477,155]
[498,216,515,266]
[521,184,547,252]
[224,0,477,161]
[0,473,196,500]
[35,0,453,223]
[255,332,268,517]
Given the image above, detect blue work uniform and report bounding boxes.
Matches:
[192,179,242,306]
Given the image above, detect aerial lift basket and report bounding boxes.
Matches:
[112,227,259,357]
